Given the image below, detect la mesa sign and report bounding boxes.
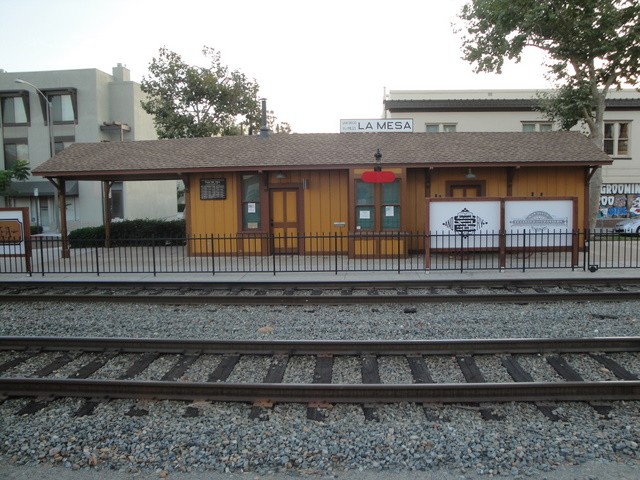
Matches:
[340,118,413,133]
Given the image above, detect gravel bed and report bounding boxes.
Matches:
[0,299,639,479]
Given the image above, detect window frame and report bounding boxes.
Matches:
[425,123,457,133]
[41,88,78,125]
[354,176,403,232]
[240,173,263,231]
[521,121,554,132]
[3,138,29,171]
[0,91,30,126]
[604,121,631,157]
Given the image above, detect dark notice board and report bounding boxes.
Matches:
[200,178,226,200]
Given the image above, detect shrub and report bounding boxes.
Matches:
[68,219,186,248]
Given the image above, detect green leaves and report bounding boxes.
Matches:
[141,47,261,139]
[0,160,31,193]
[458,0,640,134]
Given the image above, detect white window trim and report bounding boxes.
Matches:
[604,121,631,158]
[425,123,457,133]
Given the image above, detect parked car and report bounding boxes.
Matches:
[614,218,640,235]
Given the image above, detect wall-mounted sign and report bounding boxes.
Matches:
[340,118,413,133]
[361,171,396,183]
[505,200,573,247]
[200,178,226,200]
[429,201,501,249]
[598,184,640,218]
[0,208,29,256]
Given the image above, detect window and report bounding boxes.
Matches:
[1,94,29,125]
[54,136,75,154]
[355,179,401,231]
[3,140,29,170]
[604,122,630,157]
[426,123,456,133]
[110,182,124,219]
[522,122,553,132]
[242,174,261,229]
[41,88,78,124]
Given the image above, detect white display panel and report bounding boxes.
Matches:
[429,201,501,249]
[0,209,27,255]
[505,200,573,247]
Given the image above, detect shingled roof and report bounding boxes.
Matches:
[33,131,612,181]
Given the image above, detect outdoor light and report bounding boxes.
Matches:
[275,171,287,179]
[374,149,382,172]
[465,168,477,180]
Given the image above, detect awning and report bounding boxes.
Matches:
[5,180,79,197]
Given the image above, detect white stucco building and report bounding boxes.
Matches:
[383,89,640,224]
[0,65,177,232]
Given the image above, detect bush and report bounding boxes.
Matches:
[68,219,186,248]
[30,226,43,235]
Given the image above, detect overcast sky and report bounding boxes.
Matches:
[1,0,552,133]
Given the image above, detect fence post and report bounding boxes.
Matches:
[272,233,276,276]
[39,237,45,277]
[334,232,338,275]
[210,234,216,276]
[522,230,526,273]
[151,236,157,277]
[95,241,100,277]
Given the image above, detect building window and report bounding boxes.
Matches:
[604,122,630,157]
[355,179,401,231]
[3,140,29,170]
[41,88,78,124]
[110,182,124,219]
[242,174,261,229]
[522,122,553,132]
[426,123,456,133]
[1,94,29,125]
[54,136,75,154]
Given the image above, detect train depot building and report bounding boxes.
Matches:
[33,130,612,265]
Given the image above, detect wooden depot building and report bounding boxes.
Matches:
[33,130,612,259]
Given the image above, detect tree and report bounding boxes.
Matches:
[0,160,30,193]
[141,47,262,138]
[458,0,640,225]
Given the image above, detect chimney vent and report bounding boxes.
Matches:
[259,98,269,138]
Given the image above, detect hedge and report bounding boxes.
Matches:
[68,219,186,248]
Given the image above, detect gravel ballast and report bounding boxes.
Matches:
[0,299,639,479]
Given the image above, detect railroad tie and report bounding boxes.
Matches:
[457,355,503,421]
[360,355,381,422]
[249,354,290,420]
[406,355,448,422]
[501,355,566,422]
[307,354,334,421]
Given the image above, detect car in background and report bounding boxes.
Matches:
[614,218,640,235]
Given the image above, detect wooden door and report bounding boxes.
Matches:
[270,188,300,254]
[450,184,482,198]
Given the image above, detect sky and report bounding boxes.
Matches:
[0,0,552,133]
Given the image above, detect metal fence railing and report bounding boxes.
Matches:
[1,230,639,276]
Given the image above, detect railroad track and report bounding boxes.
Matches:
[1,279,640,305]
[1,336,639,421]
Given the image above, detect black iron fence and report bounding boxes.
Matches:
[1,230,639,276]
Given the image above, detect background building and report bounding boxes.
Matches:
[0,65,177,232]
[383,89,640,226]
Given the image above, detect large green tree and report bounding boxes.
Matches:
[458,0,640,225]
[141,47,262,138]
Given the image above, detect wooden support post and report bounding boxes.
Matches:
[46,178,70,259]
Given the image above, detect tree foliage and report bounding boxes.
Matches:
[458,0,639,227]
[141,47,262,138]
[0,160,31,193]
[458,0,639,138]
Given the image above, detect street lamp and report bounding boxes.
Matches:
[14,78,59,233]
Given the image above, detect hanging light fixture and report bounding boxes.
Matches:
[465,168,477,180]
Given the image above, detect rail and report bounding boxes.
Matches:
[1,230,639,275]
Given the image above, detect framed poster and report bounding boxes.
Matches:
[200,178,226,200]
[428,200,501,249]
[505,199,574,247]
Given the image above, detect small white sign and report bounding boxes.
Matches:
[247,203,256,214]
[385,206,395,217]
[359,210,371,220]
[340,118,413,133]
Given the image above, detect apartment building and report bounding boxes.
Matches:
[384,89,640,224]
[0,65,177,232]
